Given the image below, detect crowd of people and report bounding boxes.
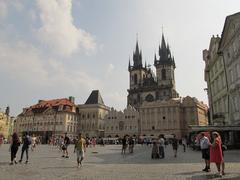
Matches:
[5,131,226,176]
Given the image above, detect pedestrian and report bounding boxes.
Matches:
[172,135,178,158]
[19,132,31,164]
[151,139,159,159]
[210,132,224,177]
[121,135,128,155]
[9,132,20,165]
[128,136,134,153]
[74,133,86,168]
[62,133,70,158]
[158,134,165,158]
[182,136,187,152]
[0,134,3,147]
[199,132,210,172]
[31,134,37,151]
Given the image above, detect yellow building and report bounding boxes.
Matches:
[0,111,10,139]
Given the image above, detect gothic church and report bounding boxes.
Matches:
[128,34,179,109]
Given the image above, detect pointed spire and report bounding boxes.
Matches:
[128,57,131,71]
[154,53,157,66]
[161,33,167,49]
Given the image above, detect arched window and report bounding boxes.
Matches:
[162,69,166,80]
[134,74,138,84]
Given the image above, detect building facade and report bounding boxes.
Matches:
[139,97,208,138]
[14,97,78,142]
[0,108,11,139]
[104,106,139,138]
[203,36,228,125]
[78,90,110,138]
[218,12,240,125]
[127,34,179,109]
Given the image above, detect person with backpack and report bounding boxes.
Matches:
[19,132,31,164]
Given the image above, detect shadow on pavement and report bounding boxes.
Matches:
[186,173,240,180]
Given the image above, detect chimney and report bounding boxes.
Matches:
[38,100,44,103]
[69,96,75,104]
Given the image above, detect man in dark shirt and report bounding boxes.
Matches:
[62,133,70,158]
[19,132,31,164]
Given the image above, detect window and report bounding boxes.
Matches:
[134,74,138,84]
[162,69,166,80]
[163,116,166,120]
[152,126,155,130]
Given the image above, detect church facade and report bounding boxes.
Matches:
[127,34,208,138]
[127,34,179,109]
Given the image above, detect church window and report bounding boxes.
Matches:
[134,74,138,84]
[163,116,166,120]
[156,91,159,100]
[152,126,155,130]
[145,94,154,102]
[162,69,166,80]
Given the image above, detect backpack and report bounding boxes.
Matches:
[24,136,31,146]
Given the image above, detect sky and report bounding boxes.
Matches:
[0,0,239,116]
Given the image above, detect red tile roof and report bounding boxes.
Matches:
[30,98,75,109]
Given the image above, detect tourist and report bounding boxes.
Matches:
[10,132,20,165]
[182,136,187,152]
[0,134,3,147]
[210,132,224,177]
[74,133,86,167]
[121,135,128,155]
[151,139,159,159]
[62,133,70,158]
[19,132,31,164]
[128,136,134,153]
[158,134,165,158]
[31,134,37,151]
[172,135,178,158]
[199,132,210,172]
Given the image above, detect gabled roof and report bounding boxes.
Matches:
[219,12,240,51]
[85,90,105,105]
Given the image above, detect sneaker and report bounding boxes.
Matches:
[202,167,207,171]
[222,171,225,176]
[62,155,65,157]
[65,156,69,158]
[25,161,28,164]
[14,160,17,164]
[18,160,22,163]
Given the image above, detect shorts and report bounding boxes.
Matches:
[76,150,84,159]
[201,148,210,160]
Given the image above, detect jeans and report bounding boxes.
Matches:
[20,146,29,161]
[159,146,165,158]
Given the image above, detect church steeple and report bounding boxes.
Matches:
[133,40,143,68]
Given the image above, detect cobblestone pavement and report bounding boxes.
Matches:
[0,144,240,180]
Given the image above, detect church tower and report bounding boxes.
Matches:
[128,41,148,107]
[154,33,179,100]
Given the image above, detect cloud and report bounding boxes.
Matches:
[36,0,96,57]
[0,40,101,92]
[105,63,115,77]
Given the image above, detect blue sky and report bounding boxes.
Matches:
[0,0,239,116]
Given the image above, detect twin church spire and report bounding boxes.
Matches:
[129,33,175,71]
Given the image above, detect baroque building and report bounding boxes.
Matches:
[0,107,12,139]
[127,34,179,109]
[203,36,228,125]
[14,97,78,142]
[218,12,240,125]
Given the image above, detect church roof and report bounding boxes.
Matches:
[85,90,105,105]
